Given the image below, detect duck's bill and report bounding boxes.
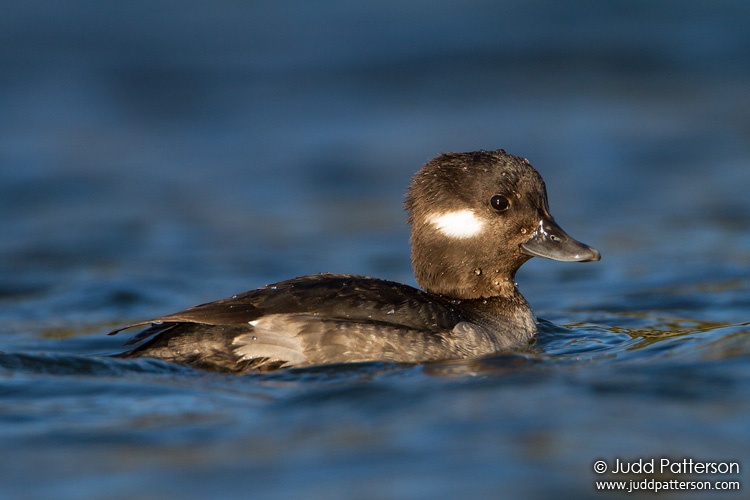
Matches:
[520,218,601,262]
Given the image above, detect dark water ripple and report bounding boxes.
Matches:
[1,310,749,498]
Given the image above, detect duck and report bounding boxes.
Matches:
[109,149,600,373]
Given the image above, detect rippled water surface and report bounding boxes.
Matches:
[2,2,750,498]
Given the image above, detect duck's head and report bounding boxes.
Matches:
[405,150,600,299]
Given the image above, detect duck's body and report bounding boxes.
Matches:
[111,150,600,373]
[112,274,535,372]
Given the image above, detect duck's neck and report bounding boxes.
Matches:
[453,281,538,347]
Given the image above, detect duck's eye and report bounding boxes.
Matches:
[490,195,510,212]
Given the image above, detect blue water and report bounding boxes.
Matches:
[2,1,750,498]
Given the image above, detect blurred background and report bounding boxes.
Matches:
[2,0,748,321]
[1,1,749,498]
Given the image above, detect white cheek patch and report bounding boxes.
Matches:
[427,210,485,238]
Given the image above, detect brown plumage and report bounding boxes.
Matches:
[110,150,600,373]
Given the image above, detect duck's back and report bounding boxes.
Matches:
[113,274,477,372]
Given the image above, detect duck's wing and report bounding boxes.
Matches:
[110,274,463,337]
[109,274,472,372]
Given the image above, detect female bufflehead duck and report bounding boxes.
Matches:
[110,150,600,372]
